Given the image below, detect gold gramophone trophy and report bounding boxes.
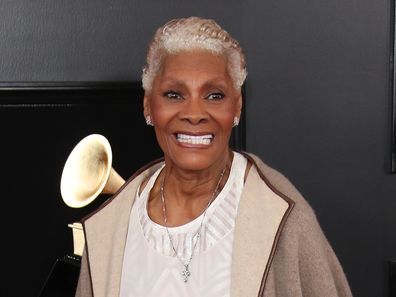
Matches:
[38,134,125,297]
[61,134,125,256]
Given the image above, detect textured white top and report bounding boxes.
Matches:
[120,152,247,297]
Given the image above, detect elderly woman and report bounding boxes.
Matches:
[76,17,352,297]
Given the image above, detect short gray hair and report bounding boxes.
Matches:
[142,17,247,93]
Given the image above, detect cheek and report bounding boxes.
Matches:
[152,124,173,158]
[219,116,234,132]
[152,112,172,144]
[150,103,177,152]
[150,100,174,126]
[213,104,238,144]
[215,106,236,129]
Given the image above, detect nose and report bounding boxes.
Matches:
[179,97,209,125]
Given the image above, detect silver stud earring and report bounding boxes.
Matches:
[233,116,239,127]
[145,115,153,126]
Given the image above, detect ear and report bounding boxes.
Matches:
[143,95,151,119]
[235,92,243,119]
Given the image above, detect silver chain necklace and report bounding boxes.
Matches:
[160,166,227,283]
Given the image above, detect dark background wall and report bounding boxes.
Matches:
[0,0,392,296]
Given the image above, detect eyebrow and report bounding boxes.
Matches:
[158,78,185,88]
[159,77,229,90]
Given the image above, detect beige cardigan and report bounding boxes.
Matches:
[75,153,352,297]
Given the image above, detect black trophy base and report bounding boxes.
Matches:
[38,254,81,297]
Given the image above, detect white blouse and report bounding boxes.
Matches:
[120,152,247,297]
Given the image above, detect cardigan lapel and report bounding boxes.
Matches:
[81,155,293,297]
[82,163,162,297]
[231,159,294,297]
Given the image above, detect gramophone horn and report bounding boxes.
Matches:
[60,134,125,208]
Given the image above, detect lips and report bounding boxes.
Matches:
[176,133,214,145]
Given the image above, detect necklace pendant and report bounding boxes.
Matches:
[182,265,191,283]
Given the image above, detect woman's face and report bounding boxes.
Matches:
[144,51,242,172]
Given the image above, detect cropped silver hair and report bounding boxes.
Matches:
[142,17,247,93]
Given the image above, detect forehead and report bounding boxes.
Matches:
[157,51,231,82]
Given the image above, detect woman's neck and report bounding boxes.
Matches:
[147,150,233,226]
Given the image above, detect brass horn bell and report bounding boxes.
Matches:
[60,134,125,208]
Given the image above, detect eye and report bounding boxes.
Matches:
[206,92,225,101]
[163,91,182,100]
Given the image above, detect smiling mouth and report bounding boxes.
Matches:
[176,133,214,145]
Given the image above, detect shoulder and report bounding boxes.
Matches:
[243,153,352,296]
[243,152,316,220]
[242,152,328,249]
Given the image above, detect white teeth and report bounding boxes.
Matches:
[176,134,213,145]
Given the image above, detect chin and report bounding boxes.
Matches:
[166,149,228,172]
